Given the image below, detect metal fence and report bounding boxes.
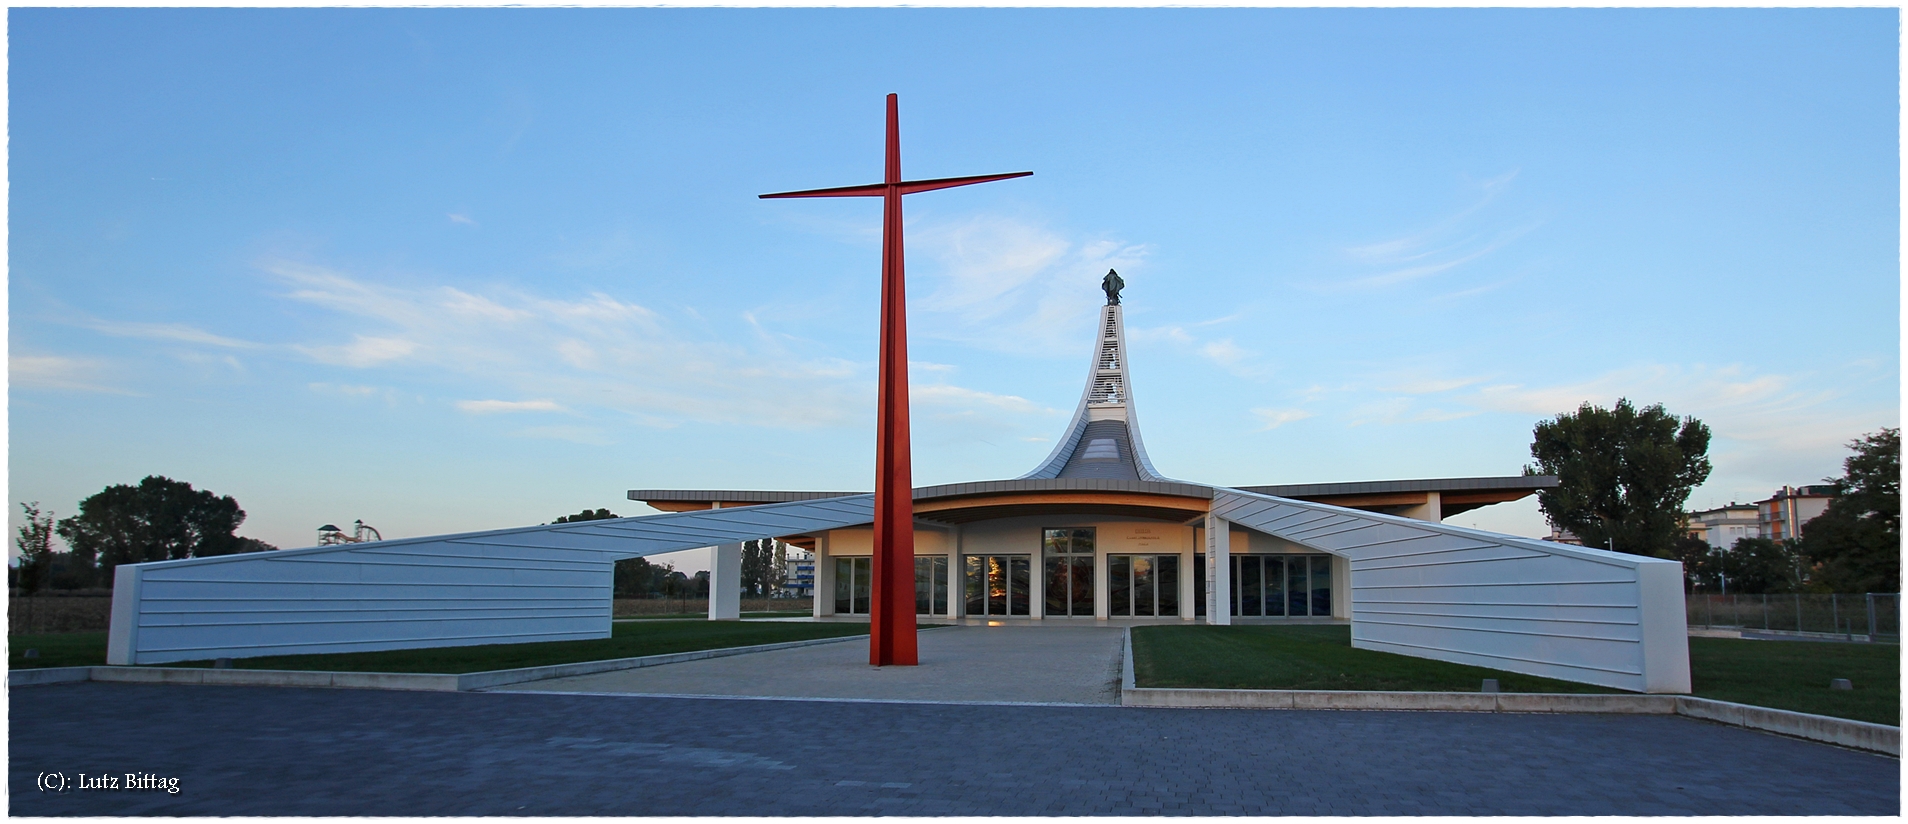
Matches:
[1688,592,1900,642]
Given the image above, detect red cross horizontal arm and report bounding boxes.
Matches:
[760,94,1029,667]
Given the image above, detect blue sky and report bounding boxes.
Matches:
[8,8,1899,570]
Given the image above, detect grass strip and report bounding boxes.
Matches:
[1133,625,1619,694]
[9,631,108,669]
[10,622,881,674]
[1687,636,1898,726]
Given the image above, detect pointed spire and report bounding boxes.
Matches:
[1020,272,1167,481]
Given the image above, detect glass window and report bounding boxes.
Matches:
[915,556,948,616]
[1156,555,1179,617]
[964,555,985,616]
[1109,555,1131,616]
[1288,556,1309,617]
[836,557,872,615]
[1009,556,1031,616]
[1133,556,1155,617]
[1311,555,1332,617]
[1264,556,1285,617]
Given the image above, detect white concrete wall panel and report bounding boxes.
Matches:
[1210,489,1690,694]
[108,496,876,665]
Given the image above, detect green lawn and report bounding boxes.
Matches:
[10,631,108,669]
[1133,625,1613,694]
[1133,625,1901,725]
[10,621,877,674]
[1688,636,1898,726]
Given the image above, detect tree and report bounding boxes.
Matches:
[14,502,57,595]
[1716,537,1804,594]
[554,508,619,524]
[1527,398,1711,558]
[1799,428,1900,593]
[55,476,250,586]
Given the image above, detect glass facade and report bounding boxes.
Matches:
[836,555,951,616]
[834,556,872,615]
[1230,554,1332,617]
[1042,528,1095,617]
[1109,554,1179,617]
[964,555,1031,616]
[915,556,949,616]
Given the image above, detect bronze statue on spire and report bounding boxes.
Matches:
[1102,269,1124,305]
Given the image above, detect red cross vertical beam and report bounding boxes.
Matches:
[762,94,1030,666]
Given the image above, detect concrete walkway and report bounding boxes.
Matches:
[501,624,1126,705]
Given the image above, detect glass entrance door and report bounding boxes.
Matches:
[1110,555,1180,617]
[1042,528,1095,617]
[915,556,949,616]
[836,556,951,616]
[834,556,871,615]
[964,555,1031,616]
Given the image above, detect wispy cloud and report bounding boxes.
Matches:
[81,319,257,349]
[1320,170,1536,294]
[911,216,1150,355]
[9,354,139,395]
[456,399,566,414]
[1251,407,1314,430]
[448,213,476,226]
[252,259,1050,434]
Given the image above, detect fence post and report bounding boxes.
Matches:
[1868,593,1878,642]
[1795,593,1802,633]
[1762,593,1769,631]
[1832,594,1839,637]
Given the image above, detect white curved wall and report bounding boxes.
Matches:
[107,496,876,665]
[1211,489,1690,694]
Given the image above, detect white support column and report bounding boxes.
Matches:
[1181,540,1197,621]
[946,526,960,620]
[1094,549,1110,620]
[1205,513,1231,625]
[1402,491,1443,522]
[709,542,742,621]
[813,532,834,617]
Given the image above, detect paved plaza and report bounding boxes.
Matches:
[10,679,1899,816]
[513,623,1127,704]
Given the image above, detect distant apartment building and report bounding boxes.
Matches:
[1758,485,1835,541]
[1686,503,1760,550]
[782,548,815,598]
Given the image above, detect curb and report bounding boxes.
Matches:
[1119,628,1899,756]
[9,633,872,693]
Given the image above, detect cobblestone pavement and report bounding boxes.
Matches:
[11,682,1898,816]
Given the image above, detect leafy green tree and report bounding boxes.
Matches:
[55,476,250,586]
[14,502,57,594]
[1527,398,1712,558]
[1799,428,1900,593]
[1715,537,1804,594]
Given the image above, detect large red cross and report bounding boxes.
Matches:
[762,94,1030,666]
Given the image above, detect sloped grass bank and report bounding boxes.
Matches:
[11,621,876,674]
[1688,636,1897,726]
[1132,625,1610,694]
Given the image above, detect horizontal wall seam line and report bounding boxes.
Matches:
[1352,580,1638,589]
[1352,554,1557,573]
[1354,637,1644,677]
[139,580,605,588]
[1354,616,1642,643]
[132,629,604,655]
[139,613,608,629]
[1351,609,1640,626]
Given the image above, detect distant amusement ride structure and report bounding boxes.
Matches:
[101,96,1691,695]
